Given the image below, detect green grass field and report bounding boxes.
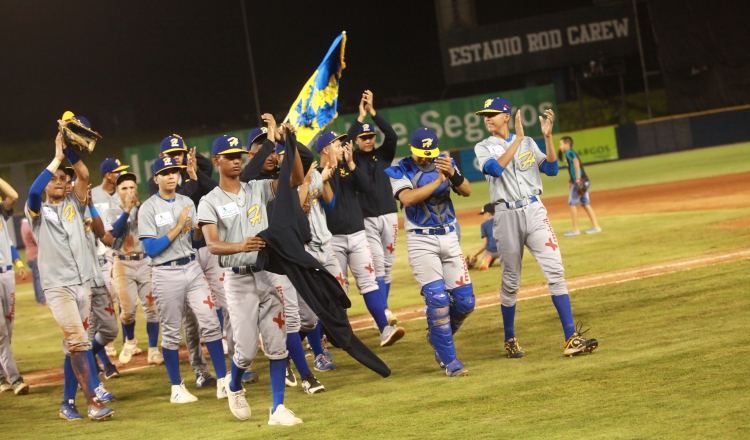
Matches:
[2,143,749,438]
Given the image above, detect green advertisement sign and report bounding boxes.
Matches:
[556,125,619,166]
[327,85,558,156]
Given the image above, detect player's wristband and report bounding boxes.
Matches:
[15,261,24,268]
[89,205,99,219]
[448,173,465,187]
[63,148,81,166]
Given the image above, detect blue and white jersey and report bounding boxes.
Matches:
[386,156,460,232]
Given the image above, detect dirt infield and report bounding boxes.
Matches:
[18,172,750,387]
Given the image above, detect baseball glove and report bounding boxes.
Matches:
[575,177,589,196]
[60,117,102,153]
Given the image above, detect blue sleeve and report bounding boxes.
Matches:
[320,194,336,211]
[88,205,99,219]
[28,169,54,212]
[142,236,171,258]
[483,159,505,178]
[191,230,206,249]
[110,211,130,238]
[480,222,489,239]
[11,246,20,262]
[63,148,80,166]
[539,160,559,176]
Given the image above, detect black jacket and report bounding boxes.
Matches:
[322,160,369,236]
[147,152,218,205]
[347,113,399,217]
[257,134,390,378]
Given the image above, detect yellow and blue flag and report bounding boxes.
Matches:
[286,31,346,146]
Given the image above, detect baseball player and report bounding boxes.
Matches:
[559,136,602,236]
[199,129,304,424]
[468,204,500,271]
[316,132,405,347]
[91,158,128,360]
[138,156,227,403]
[146,136,225,388]
[346,90,399,325]
[240,122,325,392]
[100,172,162,367]
[296,159,342,372]
[385,128,474,377]
[26,122,113,420]
[474,98,598,357]
[0,178,30,395]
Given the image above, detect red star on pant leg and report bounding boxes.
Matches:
[272,312,285,329]
[104,303,115,316]
[336,272,345,286]
[545,237,558,252]
[365,263,374,274]
[203,295,215,309]
[146,292,155,306]
[386,243,395,254]
[5,313,12,324]
[455,276,467,286]
[82,317,90,331]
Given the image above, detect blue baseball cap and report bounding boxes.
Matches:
[315,131,346,153]
[212,135,245,156]
[160,136,188,154]
[100,158,129,176]
[409,128,439,158]
[475,97,512,115]
[275,143,285,155]
[247,127,268,146]
[61,111,91,128]
[153,156,186,175]
[358,123,376,138]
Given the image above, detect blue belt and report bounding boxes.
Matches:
[119,254,145,261]
[160,255,195,267]
[230,264,263,275]
[499,196,539,210]
[0,265,12,273]
[413,225,455,236]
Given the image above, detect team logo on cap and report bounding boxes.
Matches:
[163,157,172,165]
[484,99,493,108]
[422,138,433,148]
[115,159,121,166]
[228,137,239,147]
[170,138,179,147]
[363,124,370,130]
[261,127,268,133]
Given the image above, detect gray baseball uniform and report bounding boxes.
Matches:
[83,207,118,347]
[92,185,120,297]
[305,170,345,287]
[364,213,398,283]
[138,193,221,351]
[197,181,287,368]
[25,193,94,352]
[474,135,567,304]
[0,204,22,383]
[104,205,157,326]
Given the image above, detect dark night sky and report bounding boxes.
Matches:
[0,0,594,143]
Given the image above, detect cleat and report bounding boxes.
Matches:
[564,322,599,356]
[504,338,526,358]
[59,399,83,421]
[170,382,198,403]
[227,387,251,420]
[12,378,29,395]
[384,309,398,326]
[444,360,469,377]
[104,343,117,357]
[285,360,297,387]
[95,383,116,403]
[87,397,114,420]
[196,371,216,388]
[216,377,227,399]
[118,338,138,365]
[321,336,333,362]
[0,376,13,393]
[585,228,602,234]
[563,231,581,237]
[103,364,120,379]
[242,370,259,384]
[301,374,325,394]
[268,404,303,426]
[147,347,164,366]
[313,354,337,372]
[380,325,405,347]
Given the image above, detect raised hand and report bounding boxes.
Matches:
[54,131,65,161]
[262,113,280,142]
[539,109,554,137]
[358,95,367,121]
[435,154,455,178]
[122,189,136,213]
[343,140,354,166]
[304,161,318,184]
[321,161,335,182]
[364,90,375,115]
[86,184,94,207]
[514,110,524,139]
[178,204,193,228]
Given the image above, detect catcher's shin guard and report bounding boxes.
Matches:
[449,284,475,334]
[422,281,457,367]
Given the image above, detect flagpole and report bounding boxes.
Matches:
[239,0,262,126]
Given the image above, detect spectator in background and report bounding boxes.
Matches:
[560,136,602,236]
[468,204,500,271]
[20,219,44,305]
